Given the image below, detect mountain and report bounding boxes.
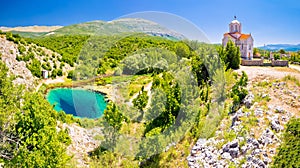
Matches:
[0,18,186,40]
[50,18,186,40]
[258,44,300,52]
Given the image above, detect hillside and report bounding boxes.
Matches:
[0,33,73,88]
[1,18,186,40]
[52,18,185,40]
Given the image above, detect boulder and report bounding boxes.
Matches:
[270,118,284,132]
[221,152,232,160]
[243,93,254,108]
[229,140,239,148]
[229,148,239,158]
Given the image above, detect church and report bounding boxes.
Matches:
[222,16,254,60]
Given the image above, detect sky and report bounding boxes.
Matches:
[1,0,299,46]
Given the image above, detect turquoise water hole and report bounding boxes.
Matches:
[47,88,107,118]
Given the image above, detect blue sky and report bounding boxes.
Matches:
[1,0,299,46]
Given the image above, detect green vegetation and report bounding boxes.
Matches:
[272,118,300,167]
[230,71,248,112]
[218,40,241,70]
[0,61,70,167]
[25,35,89,66]
[2,31,71,79]
[133,87,149,122]
[0,29,252,167]
[26,58,41,77]
[283,75,300,86]
[290,51,300,63]
[51,19,183,41]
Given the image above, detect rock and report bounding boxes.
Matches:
[279,82,286,86]
[241,146,248,154]
[243,93,254,108]
[222,144,230,153]
[275,106,285,113]
[255,108,264,117]
[247,155,253,162]
[252,139,260,149]
[258,159,267,168]
[229,148,239,158]
[229,140,239,148]
[263,156,272,165]
[221,152,232,160]
[270,117,284,132]
[252,149,261,155]
[262,94,268,98]
[269,149,275,154]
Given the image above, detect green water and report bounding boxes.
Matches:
[46,88,107,118]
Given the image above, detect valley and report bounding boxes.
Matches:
[0,18,299,168]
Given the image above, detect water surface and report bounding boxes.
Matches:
[47,88,107,118]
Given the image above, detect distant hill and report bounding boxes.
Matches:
[0,18,186,40]
[51,18,185,40]
[258,44,300,52]
[0,25,62,32]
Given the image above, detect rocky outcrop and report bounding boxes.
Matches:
[57,122,102,167]
[187,104,289,168]
[0,37,34,88]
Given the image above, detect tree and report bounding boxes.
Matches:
[67,70,74,79]
[0,60,70,167]
[26,58,41,77]
[9,93,71,167]
[220,40,241,70]
[279,49,286,54]
[133,86,149,122]
[175,42,190,58]
[253,48,259,56]
[0,61,22,160]
[104,102,127,131]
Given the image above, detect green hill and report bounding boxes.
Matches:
[50,18,185,40]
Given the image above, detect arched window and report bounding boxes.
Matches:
[235,25,237,32]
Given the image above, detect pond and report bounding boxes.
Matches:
[46,88,107,118]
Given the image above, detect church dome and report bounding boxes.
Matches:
[231,19,240,24]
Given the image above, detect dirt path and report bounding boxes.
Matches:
[236,66,300,80]
[35,77,65,92]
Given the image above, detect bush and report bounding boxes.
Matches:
[67,70,74,79]
[272,118,300,167]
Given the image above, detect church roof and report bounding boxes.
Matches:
[239,34,251,40]
[223,32,251,41]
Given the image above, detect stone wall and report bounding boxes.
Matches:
[241,59,289,67]
[272,60,289,67]
[241,59,264,66]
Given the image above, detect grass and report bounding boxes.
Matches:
[256,80,272,88]
[117,74,152,101]
[282,75,300,86]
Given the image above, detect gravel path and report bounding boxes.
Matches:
[236,66,300,80]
